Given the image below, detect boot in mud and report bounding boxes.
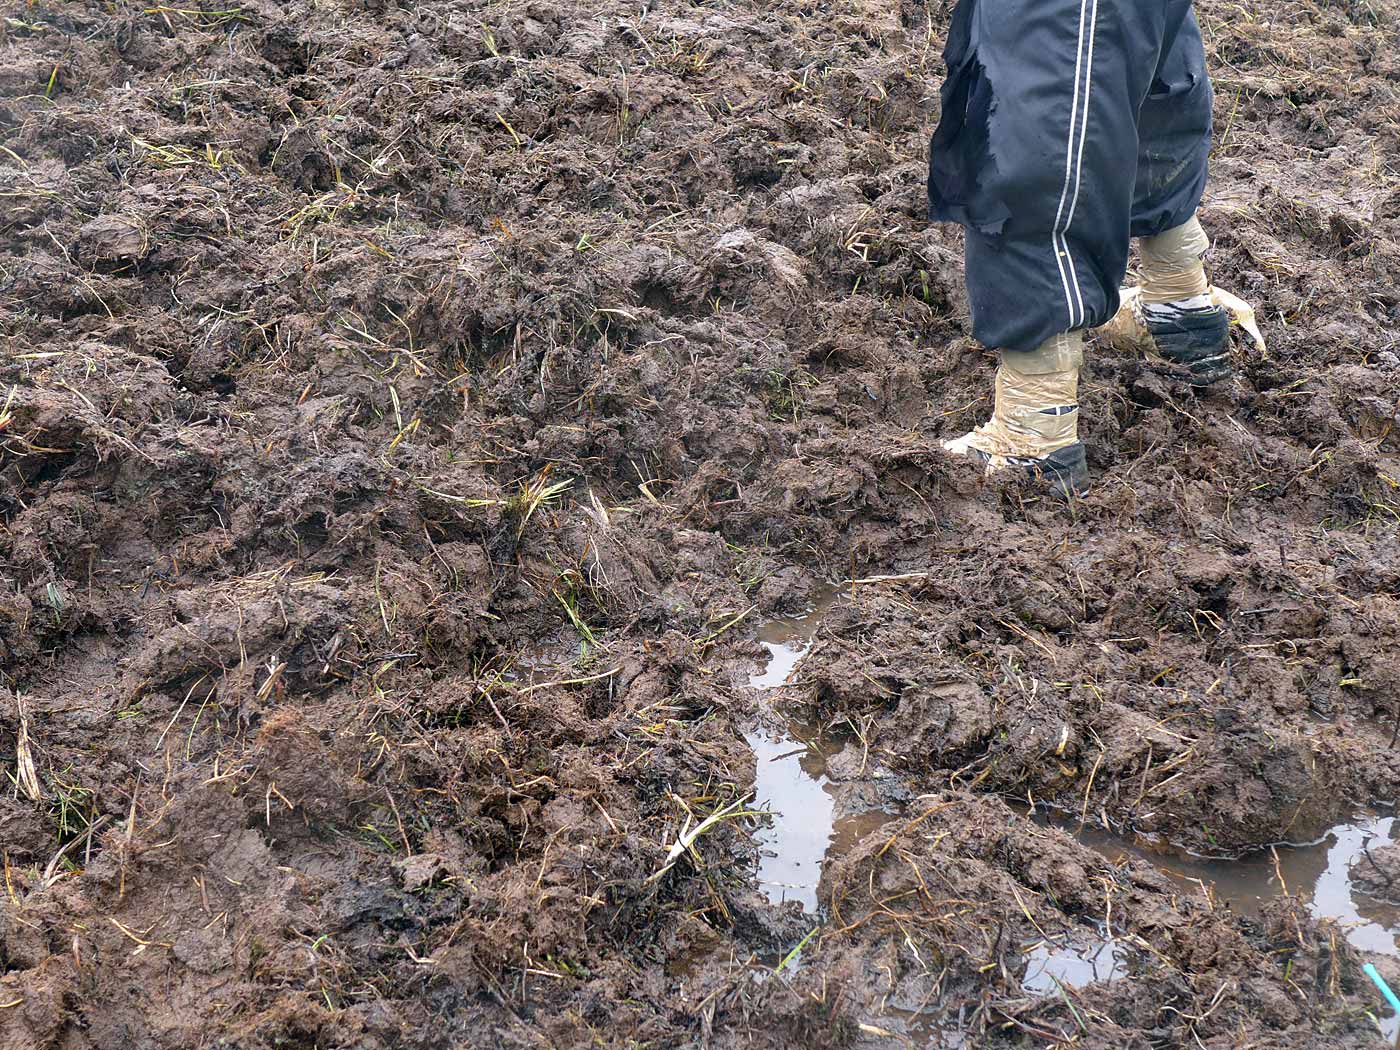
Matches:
[945,435,1091,498]
[1099,290,1233,387]
[1142,298,1233,386]
[1098,216,1266,386]
[942,332,1090,499]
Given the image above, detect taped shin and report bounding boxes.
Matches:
[1141,215,1211,307]
[943,332,1082,465]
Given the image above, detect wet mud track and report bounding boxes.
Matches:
[1,0,1399,1047]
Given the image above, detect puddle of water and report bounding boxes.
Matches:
[747,588,840,690]
[1303,819,1400,957]
[1033,807,1400,942]
[1031,807,1400,1037]
[746,589,897,912]
[747,727,835,912]
[899,1015,968,1049]
[877,1000,970,1049]
[748,725,901,912]
[750,645,806,690]
[1021,935,1127,994]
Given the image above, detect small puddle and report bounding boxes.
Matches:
[746,589,894,912]
[1021,934,1127,994]
[1032,806,1400,1036]
[883,1006,969,1049]
[747,725,834,912]
[1033,808,1400,945]
[748,588,840,690]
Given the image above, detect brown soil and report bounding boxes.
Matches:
[2,0,1399,1046]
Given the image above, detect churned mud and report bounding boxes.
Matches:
[2,0,1399,1047]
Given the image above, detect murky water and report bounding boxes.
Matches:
[746,726,834,911]
[747,588,840,690]
[747,589,896,912]
[1031,806,1400,949]
[884,1012,968,1050]
[882,937,1125,1047]
[1032,807,1400,1038]
[1021,934,1127,993]
[744,595,1400,1039]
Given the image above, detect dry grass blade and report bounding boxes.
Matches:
[505,665,620,698]
[15,697,41,802]
[42,816,111,886]
[418,485,504,508]
[0,386,17,433]
[511,467,572,537]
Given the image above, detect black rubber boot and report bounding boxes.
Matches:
[968,441,1090,498]
[1145,304,1232,386]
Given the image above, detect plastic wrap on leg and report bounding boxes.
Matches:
[1098,285,1265,355]
[1141,215,1211,304]
[942,332,1082,464]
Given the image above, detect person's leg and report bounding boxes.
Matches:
[1100,10,1237,385]
[930,0,1176,353]
[1133,215,1235,384]
[929,0,1193,490]
[1131,9,1214,244]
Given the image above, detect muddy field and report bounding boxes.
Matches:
[2,0,1399,1046]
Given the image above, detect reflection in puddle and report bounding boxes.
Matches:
[1033,808,1400,948]
[1022,935,1126,993]
[747,723,897,912]
[751,640,810,690]
[747,727,834,912]
[886,1006,968,1049]
[747,589,840,691]
[747,589,894,912]
[1306,819,1400,956]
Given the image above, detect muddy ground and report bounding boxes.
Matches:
[2,0,1399,1046]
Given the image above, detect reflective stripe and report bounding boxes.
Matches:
[1062,0,1101,326]
[1050,0,1099,329]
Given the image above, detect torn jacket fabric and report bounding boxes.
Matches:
[928,0,1214,353]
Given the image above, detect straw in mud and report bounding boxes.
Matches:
[15,697,41,802]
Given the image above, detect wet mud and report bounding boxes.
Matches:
[2,0,1399,1046]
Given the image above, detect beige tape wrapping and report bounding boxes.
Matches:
[1210,287,1267,352]
[1016,330,1084,374]
[943,332,1081,463]
[1141,216,1211,304]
